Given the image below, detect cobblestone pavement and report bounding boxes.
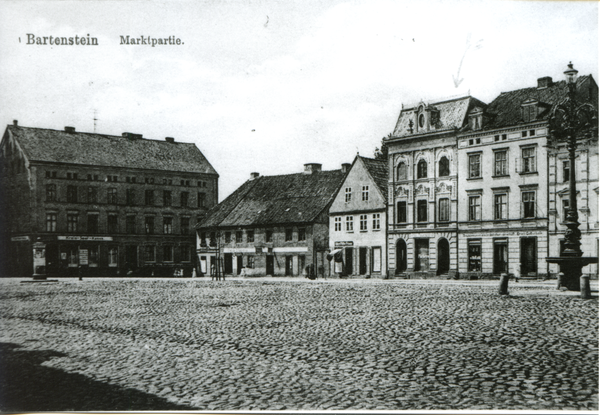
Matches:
[0,278,597,411]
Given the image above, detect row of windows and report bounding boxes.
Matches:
[200,227,308,247]
[334,213,381,232]
[395,156,450,181]
[344,186,370,203]
[46,185,207,208]
[396,200,449,223]
[468,147,536,179]
[48,171,208,187]
[45,212,193,235]
[59,245,193,266]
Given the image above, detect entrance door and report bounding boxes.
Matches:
[285,256,293,276]
[46,244,59,275]
[236,255,243,274]
[437,238,450,275]
[359,247,367,275]
[224,253,233,274]
[344,248,353,275]
[493,240,508,274]
[520,237,537,276]
[266,255,274,275]
[414,239,429,271]
[125,246,137,271]
[396,239,407,273]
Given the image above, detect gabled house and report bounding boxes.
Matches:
[196,163,347,278]
[328,155,388,278]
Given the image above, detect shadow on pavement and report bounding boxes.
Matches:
[0,342,194,412]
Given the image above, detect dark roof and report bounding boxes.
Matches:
[480,75,597,131]
[358,156,388,199]
[4,125,217,175]
[198,169,346,229]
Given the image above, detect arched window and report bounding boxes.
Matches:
[396,162,407,180]
[417,160,427,179]
[439,156,450,177]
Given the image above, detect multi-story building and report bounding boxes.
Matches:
[456,70,598,278]
[328,155,388,278]
[0,122,218,278]
[197,163,347,278]
[384,96,486,278]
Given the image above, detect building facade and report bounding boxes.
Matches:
[0,122,218,278]
[328,156,388,278]
[197,163,347,278]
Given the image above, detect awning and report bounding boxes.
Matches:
[327,249,344,262]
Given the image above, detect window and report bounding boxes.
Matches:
[126,189,135,206]
[438,157,450,177]
[126,215,136,234]
[236,231,243,243]
[469,154,481,178]
[247,230,254,242]
[145,216,154,234]
[219,231,229,244]
[417,200,428,222]
[522,131,527,138]
[372,213,380,230]
[46,213,57,232]
[163,245,173,262]
[494,135,500,142]
[502,134,507,140]
[522,191,536,218]
[529,130,535,137]
[266,229,273,242]
[108,247,118,267]
[397,201,407,223]
[469,196,481,221]
[145,190,154,206]
[209,232,216,247]
[438,198,449,222]
[285,228,293,241]
[247,256,254,269]
[107,188,117,204]
[468,240,481,271]
[417,160,427,179]
[87,214,99,234]
[145,245,156,262]
[522,105,537,123]
[46,184,57,202]
[87,187,98,203]
[107,175,117,182]
[563,160,570,183]
[107,214,118,233]
[345,216,353,232]
[362,186,369,201]
[360,214,368,231]
[163,190,172,207]
[334,217,342,231]
[200,232,207,247]
[163,217,173,234]
[396,162,407,180]
[521,147,536,173]
[494,151,508,176]
[372,247,381,273]
[67,185,78,203]
[180,217,190,234]
[181,245,192,262]
[494,194,507,220]
[89,245,99,267]
[180,191,189,207]
[67,214,78,232]
[345,187,352,203]
[562,199,570,222]
[418,113,425,128]
[298,227,306,241]
[197,192,205,208]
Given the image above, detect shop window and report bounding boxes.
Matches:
[438,198,450,222]
[46,213,57,232]
[417,200,427,222]
[438,157,449,177]
[417,160,427,179]
[87,214,99,234]
[108,247,118,267]
[89,246,99,267]
[163,217,173,234]
[397,201,407,223]
[396,162,407,180]
[67,214,78,232]
[372,247,381,273]
[468,240,481,271]
[163,190,172,207]
[522,191,536,218]
[180,217,190,234]
[145,216,154,235]
[372,213,380,230]
[68,247,78,267]
[46,184,57,202]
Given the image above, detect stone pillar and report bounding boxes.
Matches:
[557,272,565,290]
[498,273,509,295]
[580,274,591,299]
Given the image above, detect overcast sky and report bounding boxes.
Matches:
[0,0,597,200]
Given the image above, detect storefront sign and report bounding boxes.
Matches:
[334,241,354,248]
[79,249,88,265]
[58,236,113,241]
[11,236,30,242]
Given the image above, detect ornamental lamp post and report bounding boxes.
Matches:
[546,62,598,294]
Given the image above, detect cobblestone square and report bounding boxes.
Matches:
[0,278,597,411]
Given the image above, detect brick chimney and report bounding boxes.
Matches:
[165,137,175,143]
[537,76,553,89]
[341,163,351,173]
[250,172,260,180]
[303,163,322,174]
[12,120,18,126]
[64,126,76,133]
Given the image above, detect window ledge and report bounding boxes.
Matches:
[519,171,538,176]
[467,177,483,181]
[492,175,510,179]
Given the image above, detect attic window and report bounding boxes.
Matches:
[521,100,538,123]
[468,107,484,131]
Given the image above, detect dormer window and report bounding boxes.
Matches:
[521,99,539,123]
[418,113,425,128]
[468,107,484,131]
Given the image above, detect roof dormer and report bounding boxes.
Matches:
[468,107,484,131]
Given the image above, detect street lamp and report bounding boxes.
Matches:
[547,62,598,293]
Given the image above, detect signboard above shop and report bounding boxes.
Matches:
[334,241,354,248]
[58,236,113,241]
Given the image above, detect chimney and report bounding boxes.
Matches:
[250,172,260,180]
[64,126,76,133]
[122,132,143,140]
[341,163,351,173]
[12,120,18,126]
[303,163,322,174]
[537,76,553,89]
[165,137,175,143]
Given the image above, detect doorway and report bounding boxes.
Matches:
[437,238,450,275]
[285,256,293,276]
[266,255,274,275]
[396,239,407,273]
[224,253,233,274]
[125,246,137,271]
[344,248,353,275]
[414,239,429,271]
[493,239,508,274]
[520,237,537,276]
[359,247,367,275]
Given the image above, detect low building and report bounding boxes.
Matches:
[197,163,347,278]
[328,156,388,278]
[0,122,218,278]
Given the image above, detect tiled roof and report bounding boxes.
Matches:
[358,156,388,199]
[391,96,486,138]
[480,75,597,131]
[198,169,346,229]
[5,125,218,175]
